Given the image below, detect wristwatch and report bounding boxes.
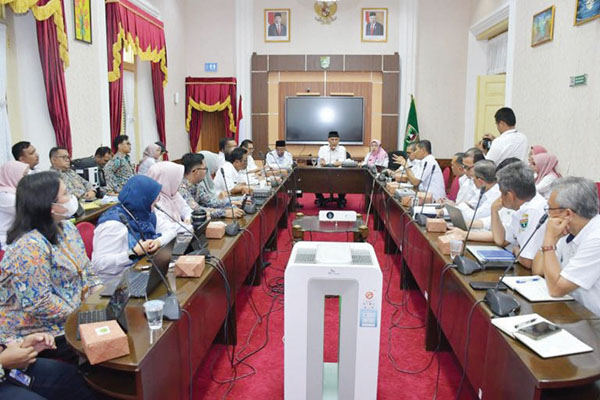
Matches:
[541,245,557,253]
[128,248,138,260]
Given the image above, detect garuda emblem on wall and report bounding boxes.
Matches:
[314,1,338,24]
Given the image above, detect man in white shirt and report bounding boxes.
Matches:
[454,148,485,205]
[217,137,237,168]
[316,131,348,207]
[456,160,500,221]
[491,162,547,269]
[393,140,446,201]
[485,107,529,165]
[12,141,40,173]
[532,177,600,315]
[214,147,252,195]
[266,140,294,171]
[240,139,261,174]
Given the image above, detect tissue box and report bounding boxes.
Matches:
[175,255,205,277]
[206,222,226,239]
[386,182,400,192]
[417,192,433,205]
[437,234,462,255]
[401,196,414,207]
[79,320,130,365]
[426,218,447,233]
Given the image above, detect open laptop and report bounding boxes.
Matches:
[445,204,468,230]
[78,272,130,338]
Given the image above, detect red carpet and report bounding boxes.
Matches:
[195,194,476,399]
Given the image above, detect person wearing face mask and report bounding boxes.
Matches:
[532,177,600,315]
[0,172,102,359]
[92,175,164,284]
[0,161,29,249]
[137,143,162,176]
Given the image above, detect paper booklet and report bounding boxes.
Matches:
[491,313,593,359]
[501,276,573,302]
[466,244,515,268]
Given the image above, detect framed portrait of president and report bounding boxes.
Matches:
[265,9,290,42]
[361,8,388,42]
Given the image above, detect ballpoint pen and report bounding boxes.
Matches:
[515,277,541,284]
[514,318,537,330]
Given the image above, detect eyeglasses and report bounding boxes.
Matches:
[462,164,474,171]
[544,205,565,213]
[193,167,208,172]
[56,155,70,161]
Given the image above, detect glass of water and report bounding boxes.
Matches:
[143,300,165,330]
[449,240,464,260]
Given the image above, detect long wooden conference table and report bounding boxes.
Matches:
[65,177,291,400]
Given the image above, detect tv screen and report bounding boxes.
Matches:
[285,97,364,144]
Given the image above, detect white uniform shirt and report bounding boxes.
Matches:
[266,150,294,170]
[217,152,226,168]
[214,162,240,192]
[318,145,347,166]
[0,192,16,249]
[455,176,476,205]
[485,129,529,165]
[480,207,514,231]
[536,174,558,199]
[417,154,446,201]
[246,154,258,172]
[457,183,501,221]
[504,193,547,260]
[556,215,600,316]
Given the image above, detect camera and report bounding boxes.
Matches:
[482,138,491,151]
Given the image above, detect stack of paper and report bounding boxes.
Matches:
[491,313,592,358]
[501,276,573,302]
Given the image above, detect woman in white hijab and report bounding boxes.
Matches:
[138,143,161,175]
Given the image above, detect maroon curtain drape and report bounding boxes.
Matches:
[185,77,237,152]
[35,0,72,154]
[106,0,167,152]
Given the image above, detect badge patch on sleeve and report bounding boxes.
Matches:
[520,214,529,229]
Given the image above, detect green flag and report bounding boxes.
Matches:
[403,95,419,151]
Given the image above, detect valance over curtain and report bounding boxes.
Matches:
[105,0,167,152]
[1,0,73,153]
[185,77,237,152]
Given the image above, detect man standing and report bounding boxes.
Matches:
[49,147,95,200]
[214,147,252,195]
[11,141,39,173]
[316,131,347,208]
[365,12,383,36]
[532,177,600,315]
[104,135,134,194]
[394,140,446,201]
[266,140,293,171]
[268,12,287,36]
[485,107,529,165]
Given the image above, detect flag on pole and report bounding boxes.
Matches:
[403,95,419,151]
[235,95,243,143]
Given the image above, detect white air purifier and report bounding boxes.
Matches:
[284,241,383,400]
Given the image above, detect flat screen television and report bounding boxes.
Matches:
[285,96,364,144]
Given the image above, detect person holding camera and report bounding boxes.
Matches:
[482,107,529,165]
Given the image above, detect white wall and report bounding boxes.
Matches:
[511,0,600,179]
[136,61,159,156]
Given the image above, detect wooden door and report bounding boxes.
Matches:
[196,111,226,153]
[475,75,506,144]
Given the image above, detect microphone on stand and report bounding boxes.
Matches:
[414,164,436,226]
[220,168,242,236]
[258,151,273,193]
[118,214,181,320]
[454,186,487,275]
[153,205,209,256]
[484,213,549,316]
[242,166,257,214]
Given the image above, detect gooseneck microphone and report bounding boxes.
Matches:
[118,214,181,320]
[242,166,257,214]
[484,213,549,316]
[220,168,241,236]
[153,205,209,256]
[414,164,436,226]
[454,186,487,275]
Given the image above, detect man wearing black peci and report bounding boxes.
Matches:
[315,131,348,208]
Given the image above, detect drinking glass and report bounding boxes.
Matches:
[449,240,463,260]
[143,300,165,330]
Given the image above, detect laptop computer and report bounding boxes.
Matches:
[78,273,130,339]
[446,204,468,230]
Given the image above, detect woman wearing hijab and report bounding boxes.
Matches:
[146,161,193,243]
[0,161,29,248]
[92,175,163,283]
[138,143,161,175]
[533,152,561,199]
[528,145,547,167]
[361,140,389,168]
[199,150,227,200]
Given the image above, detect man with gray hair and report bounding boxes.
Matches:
[455,159,500,221]
[532,177,600,315]
[490,161,547,268]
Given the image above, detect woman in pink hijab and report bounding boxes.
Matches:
[362,140,389,167]
[146,161,193,244]
[528,145,547,167]
[533,152,561,199]
[0,161,30,248]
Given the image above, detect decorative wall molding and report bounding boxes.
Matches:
[398,0,418,145]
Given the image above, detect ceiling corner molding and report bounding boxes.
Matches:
[470,4,509,36]
[128,0,161,19]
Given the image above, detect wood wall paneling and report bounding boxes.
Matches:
[252,72,268,113]
[278,82,325,140]
[306,55,344,71]
[345,55,383,72]
[252,114,268,158]
[382,72,400,115]
[381,115,399,152]
[268,55,305,72]
[383,54,400,71]
[252,54,268,71]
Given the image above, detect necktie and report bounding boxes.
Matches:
[370,23,374,35]
[277,24,281,35]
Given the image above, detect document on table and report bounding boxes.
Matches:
[491,314,593,359]
[501,276,573,302]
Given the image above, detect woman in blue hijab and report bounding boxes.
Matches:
[91,175,165,283]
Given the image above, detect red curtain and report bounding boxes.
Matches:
[34,0,72,154]
[105,0,167,152]
[185,77,237,152]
